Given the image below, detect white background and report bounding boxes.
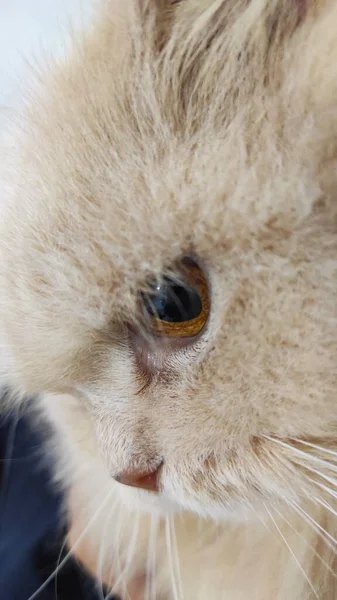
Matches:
[0,0,93,115]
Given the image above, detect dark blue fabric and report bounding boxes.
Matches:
[0,402,108,600]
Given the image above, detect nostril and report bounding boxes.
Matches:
[113,462,163,493]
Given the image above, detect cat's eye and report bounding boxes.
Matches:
[142,260,210,339]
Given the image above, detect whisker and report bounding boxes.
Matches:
[96,500,117,600]
[309,479,337,503]
[312,495,337,520]
[104,502,123,600]
[112,508,140,597]
[110,502,124,596]
[170,517,184,600]
[263,436,337,475]
[0,456,38,463]
[291,439,337,459]
[27,488,115,600]
[289,500,337,552]
[272,503,337,580]
[54,532,68,600]
[263,502,319,599]
[165,516,180,600]
[144,514,159,600]
[298,464,337,490]
[247,501,275,536]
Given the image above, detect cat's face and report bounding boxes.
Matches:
[1,0,336,521]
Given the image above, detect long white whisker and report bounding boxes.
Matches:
[27,488,115,600]
[109,502,123,595]
[104,501,123,600]
[96,499,117,600]
[170,517,184,600]
[0,456,37,463]
[54,532,68,600]
[289,500,337,551]
[144,517,152,600]
[291,439,337,459]
[112,508,140,597]
[312,495,337,520]
[263,436,337,474]
[165,516,180,600]
[247,501,275,536]
[263,503,319,599]
[272,503,337,579]
[299,465,337,490]
[151,516,159,600]
[309,479,337,503]
[144,514,159,600]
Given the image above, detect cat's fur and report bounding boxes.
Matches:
[0,0,337,598]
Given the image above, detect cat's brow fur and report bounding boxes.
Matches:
[0,1,337,598]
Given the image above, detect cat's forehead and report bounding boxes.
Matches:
[20,0,330,266]
[7,0,335,292]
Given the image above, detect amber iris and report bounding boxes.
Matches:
[142,260,210,339]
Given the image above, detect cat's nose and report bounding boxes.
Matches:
[113,463,162,493]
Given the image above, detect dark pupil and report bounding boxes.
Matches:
[145,279,202,323]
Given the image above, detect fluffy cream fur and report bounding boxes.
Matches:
[0,0,337,598]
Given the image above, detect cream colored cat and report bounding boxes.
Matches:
[0,1,337,598]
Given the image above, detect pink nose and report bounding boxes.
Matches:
[114,464,162,493]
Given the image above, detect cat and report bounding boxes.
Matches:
[0,0,337,598]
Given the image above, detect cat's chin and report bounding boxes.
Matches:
[113,479,252,523]
[114,481,182,517]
